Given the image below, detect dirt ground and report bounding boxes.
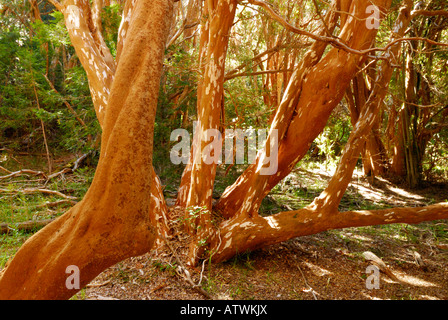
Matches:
[79,173,448,301]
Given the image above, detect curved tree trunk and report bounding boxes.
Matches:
[346,73,387,178]
[0,0,173,299]
[214,0,388,218]
[176,0,237,211]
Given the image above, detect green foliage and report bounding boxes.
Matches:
[313,105,352,167]
[101,3,123,57]
[0,1,99,154]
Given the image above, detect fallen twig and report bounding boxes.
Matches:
[0,166,12,174]
[362,251,401,283]
[86,280,111,288]
[0,187,77,200]
[297,263,318,300]
[43,74,88,129]
[14,199,77,210]
[148,283,169,293]
[160,234,214,300]
[46,168,73,180]
[0,169,47,181]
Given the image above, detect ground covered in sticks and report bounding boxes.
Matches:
[79,169,448,301]
[1,155,447,300]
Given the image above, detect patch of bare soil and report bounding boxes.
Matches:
[79,175,448,301]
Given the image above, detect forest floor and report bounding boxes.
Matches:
[1,154,447,300]
[80,166,448,301]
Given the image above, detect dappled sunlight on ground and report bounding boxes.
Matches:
[79,213,448,300]
[394,272,439,288]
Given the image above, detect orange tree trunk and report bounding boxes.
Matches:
[0,0,173,299]
[346,73,387,177]
[176,0,237,213]
[207,0,448,262]
[214,0,388,218]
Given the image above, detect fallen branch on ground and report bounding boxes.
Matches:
[0,152,92,183]
[14,199,78,210]
[362,251,401,283]
[297,263,318,300]
[0,166,12,174]
[46,152,92,181]
[160,233,213,300]
[0,169,47,181]
[0,188,77,200]
[0,218,55,235]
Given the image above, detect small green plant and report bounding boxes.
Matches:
[179,206,211,231]
[152,260,177,275]
[70,288,87,300]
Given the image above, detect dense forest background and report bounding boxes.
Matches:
[1,0,448,185]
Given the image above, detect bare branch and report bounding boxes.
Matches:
[46,0,63,11]
[411,9,448,18]
[0,188,78,200]
[0,169,47,181]
[225,69,294,81]
[0,219,55,235]
[43,74,88,129]
[244,0,448,57]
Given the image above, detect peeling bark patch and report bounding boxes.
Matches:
[265,216,280,229]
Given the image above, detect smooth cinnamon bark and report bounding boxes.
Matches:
[176,0,238,210]
[0,0,173,299]
[214,0,392,218]
[210,202,448,263]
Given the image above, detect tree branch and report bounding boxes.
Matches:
[46,0,63,11]
[0,169,47,180]
[211,202,448,263]
[0,188,78,200]
[244,0,448,57]
[411,9,448,18]
[43,74,88,129]
[0,219,55,235]
[225,69,294,81]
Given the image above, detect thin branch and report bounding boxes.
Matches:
[30,67,52,174]
[0,169,47,181]
[297,263,318,300]
[10,199,77,211]
[225,69,294,81]
[0,188,78,200]
[411,9,448,18]
[225,42,308,77]
[46,0,63,11]
[46,152,92,180]
[166,16,200,49]
[29,199,77,208]
[0,219,55,235]
[244,0,448,56]
[159,233,214,299]
[312,0,331,37]
[0,166,13,174]
[43,74,88,129]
